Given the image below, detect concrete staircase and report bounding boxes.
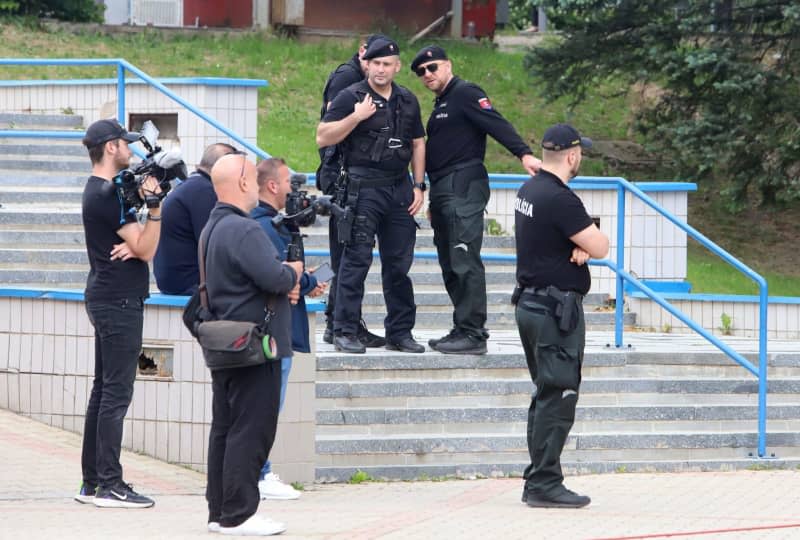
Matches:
[314,338,800,481]
[0,113,89,288]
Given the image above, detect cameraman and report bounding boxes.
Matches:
[251,158,326,501]
[153,142,238,295]
[204,154,302,535]
[76,119,162,508]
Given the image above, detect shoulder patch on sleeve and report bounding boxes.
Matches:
[478,97,492,110]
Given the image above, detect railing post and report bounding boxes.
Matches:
[758,281,769,457]
[117,62,125,127]
[615,184,626,347]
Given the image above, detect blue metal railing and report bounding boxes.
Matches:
[0,58,270,160]
[304,172,769,457]
[0,59,768,457]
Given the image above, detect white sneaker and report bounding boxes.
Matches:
[208,521,221,533]
[219,514,286,536]
[258,473,300,500]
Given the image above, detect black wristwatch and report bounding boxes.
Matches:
[413,182,427,192]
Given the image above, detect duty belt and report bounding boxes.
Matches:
[523,286,584,302]
[347,167,407,188]
[427,158,483,183]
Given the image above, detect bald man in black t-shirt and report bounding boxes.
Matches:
[514,124,608,509]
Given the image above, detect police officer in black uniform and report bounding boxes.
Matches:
[317,34,388,349]
[514,124,608,508]
[410,45,542,355]
[316,37,427,354]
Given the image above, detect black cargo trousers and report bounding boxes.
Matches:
[515,292,585,497]
[333,177,417,342]
[429,166,490,341]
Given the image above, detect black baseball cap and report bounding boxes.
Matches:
[541,123,592,151]
[362,37,400,60]
[82,118,139,149]
[411,45,448,72]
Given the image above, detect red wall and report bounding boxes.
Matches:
[184,0,252,28]
[304,0,451,33]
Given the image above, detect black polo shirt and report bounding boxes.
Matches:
[323,80,425,172]
[153,170,218,295]
[425,76,531,174]
[515,170,594,295]
[82,175,150,302]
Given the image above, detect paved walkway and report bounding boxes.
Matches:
[2,408,800,539]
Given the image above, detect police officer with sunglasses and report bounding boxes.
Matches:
[410,45,542,355]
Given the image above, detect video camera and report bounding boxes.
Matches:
[281,173,339,227]
[272,173,351,261]
[113,120,188,211]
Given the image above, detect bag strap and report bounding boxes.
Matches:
[198,212,278,328]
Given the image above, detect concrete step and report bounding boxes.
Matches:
[345,310,635,329]
[0,143,87,157]
[0,158,89,173]
[0,206,83,226]
[0,187,83,205]
[0,173,87,187]
[316,431,800,459]
[316,456,800,482]
[0,228,86,247]
[0,113,83,128]
[0,248,87,265]
[316,378,800,401]
[350,290,609,308]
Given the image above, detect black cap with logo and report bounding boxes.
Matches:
[541,123,592,151]
[82,118,139,149]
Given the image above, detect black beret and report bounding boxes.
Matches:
[362,37,400,60]
[411,45,449,72]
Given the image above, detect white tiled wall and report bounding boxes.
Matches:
[629,297,800,339]
[0,298,316,482]
[0,81,260,168]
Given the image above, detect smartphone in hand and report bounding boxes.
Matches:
[311,261,335,283]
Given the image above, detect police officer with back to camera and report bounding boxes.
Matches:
[410,45,542,356]
[514,124,608,509]
[317,33,387,349]
[76,118,162,509]
[153,142,238,295]
[316,37,427,354]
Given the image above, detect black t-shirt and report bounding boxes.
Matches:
[82,176,150,301]
[425,77,532,174]
[153,170,217,295]
[323,80,425,172]
[515,170,594,295]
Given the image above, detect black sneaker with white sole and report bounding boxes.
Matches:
[74,482,97,504]
[93,483,154,509]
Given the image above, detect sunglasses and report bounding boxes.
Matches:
[415,62,440,77]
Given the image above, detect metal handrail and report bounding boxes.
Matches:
[0,58,270,160]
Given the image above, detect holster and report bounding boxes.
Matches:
[545,286,581,335]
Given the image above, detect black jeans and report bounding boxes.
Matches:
[334,182,417,342]
[429,171,490,339]
[207,361,281,528]
[515,295,585,496]
[81,297,144,489]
